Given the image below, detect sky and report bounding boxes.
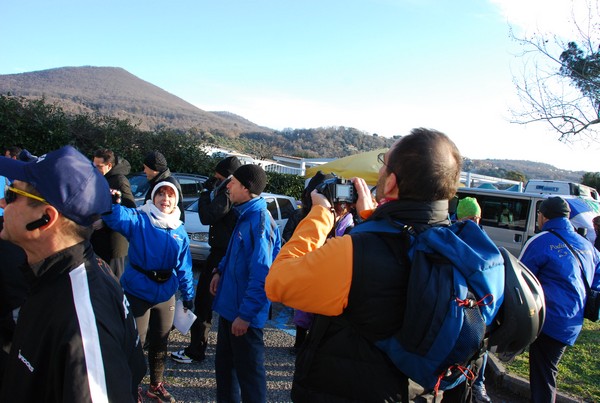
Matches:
[1,0,599,173]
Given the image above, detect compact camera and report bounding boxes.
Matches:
[316,177,358,204]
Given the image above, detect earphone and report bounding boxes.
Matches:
[26,214,50,231]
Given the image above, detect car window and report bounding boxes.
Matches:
[179,178,203,199]
[186,199,199,212]
[459,192,530,232]
[265,197,279,220]
[129,175,149,198]
[278,197,295,219]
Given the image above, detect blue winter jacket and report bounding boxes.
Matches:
[102,204,195,305]
[212,197,281,328]
[519,217,600,345]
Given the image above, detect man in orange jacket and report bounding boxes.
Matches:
[266,128,463,402]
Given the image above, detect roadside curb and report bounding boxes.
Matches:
[487,353,583,403]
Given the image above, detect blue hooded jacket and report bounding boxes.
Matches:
[520,217,600,345]
[213,196,281,328]
[103,204,195,305]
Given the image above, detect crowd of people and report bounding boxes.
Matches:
[1,129,599,403]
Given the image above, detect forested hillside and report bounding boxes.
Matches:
[0,66,590,183]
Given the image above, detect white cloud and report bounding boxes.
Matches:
[490,0,597,38]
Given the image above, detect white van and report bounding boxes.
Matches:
[524,179,599,201]
[454,188,600,256]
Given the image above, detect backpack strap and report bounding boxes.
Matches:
[547,230,593,293]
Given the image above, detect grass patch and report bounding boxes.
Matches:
[505,320,600,402]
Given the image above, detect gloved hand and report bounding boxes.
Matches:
[183,300,194,312]
[203,177,218,192]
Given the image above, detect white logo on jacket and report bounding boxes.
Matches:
[18,350,34,372]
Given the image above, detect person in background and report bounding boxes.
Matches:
[3,146,21,159]
[209,164,281,403]
[91,148,136,279]
[171,155,242,364]
[0,146,146,402]
[265,128,462,402]
[143,150,185,222]
[592,215,600,251]
[283,171,355,355]
[519,196,600,403]
[0,147,21,217]
[455,197,491,403]
[102,180,195,403]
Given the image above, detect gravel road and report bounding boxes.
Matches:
[140,303,528,403]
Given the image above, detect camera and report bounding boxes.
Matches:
[316,177,358,204]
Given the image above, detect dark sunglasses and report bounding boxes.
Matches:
[4,186,48,205]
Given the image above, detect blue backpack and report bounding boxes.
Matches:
[351,219,505,394]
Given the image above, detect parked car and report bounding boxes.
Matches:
[184,192,298,267]
[128,172,208,207]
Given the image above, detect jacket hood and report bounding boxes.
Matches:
[369,199,450,233]
[106,157,132,177]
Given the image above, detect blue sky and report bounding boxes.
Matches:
[1,0,598,172]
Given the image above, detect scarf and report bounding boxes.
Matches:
[138,200,182,230]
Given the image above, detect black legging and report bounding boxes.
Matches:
[126,292,175,385]
[187,249,226,358]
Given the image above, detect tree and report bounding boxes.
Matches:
[511,1,600,143]
[581,171,600,191]
[505,170,527,184]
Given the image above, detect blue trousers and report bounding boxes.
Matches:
[215,317,266,403]
[473,351,487,389]
[529,332,567,403]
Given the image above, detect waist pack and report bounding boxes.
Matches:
[131,264,173,283]
[352,219,505,394]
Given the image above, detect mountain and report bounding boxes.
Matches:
[0,66,272,134]
[464,158,585,183]
[0,66,589,181]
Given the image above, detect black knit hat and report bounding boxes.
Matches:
[215,156,242,177]
[143,150,168,172]
[539,196,571,219]
[233,164,267,195]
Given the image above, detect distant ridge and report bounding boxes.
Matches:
[0,66,272,134]
[0,66,588,181]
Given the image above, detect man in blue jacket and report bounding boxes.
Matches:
[209,164,281,403]
[520,196,600,403]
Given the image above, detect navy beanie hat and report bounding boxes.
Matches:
[233,164,267,195]
[539,196,571,219]
[215,156,242,177]
[144,151,168,172]
[0,146,111,226]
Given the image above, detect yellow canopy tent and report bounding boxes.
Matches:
[305,148,387,186]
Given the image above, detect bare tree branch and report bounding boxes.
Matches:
[510,0,600,144]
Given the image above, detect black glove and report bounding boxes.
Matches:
[183,300,194,312]
[203,177,218,192]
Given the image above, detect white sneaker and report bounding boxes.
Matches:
[170,350,193,364]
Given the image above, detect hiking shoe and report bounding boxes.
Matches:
[473,385,492,403]
[146,382,175,403]
[170,349,193,364]
[170,349,204,364]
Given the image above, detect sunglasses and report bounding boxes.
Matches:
[4,186,48,205]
